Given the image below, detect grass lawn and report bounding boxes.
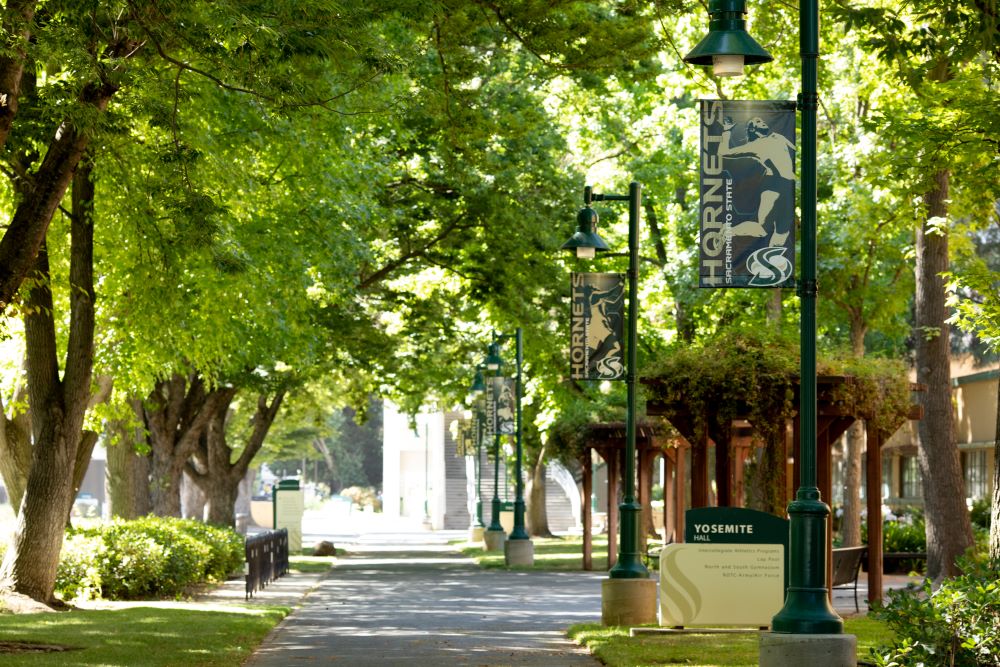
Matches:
[460,533,610,570]
[460,535,893,665]
[569,616,891,667]
[0,604,288,666]
[289,553,336,574]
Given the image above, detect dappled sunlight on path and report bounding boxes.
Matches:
[245,528,602,666]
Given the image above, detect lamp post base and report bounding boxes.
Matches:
[469,525,485,543]
[483,528,506,551]
[759,632,856,666]
[601,577,657,626]
[504,538,534,566]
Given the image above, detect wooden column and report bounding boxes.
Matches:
[733,443,748,507]
[639,444,659,545]
[866,426,884,606]
[715,436,732,506]
[582,451,593,571]
[692,431,710,507]
[675,444,687,540]
[818,416,834,595]
[664,448,675,541]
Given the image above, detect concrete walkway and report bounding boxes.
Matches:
[244,531,603,666]
[229,512,921,665]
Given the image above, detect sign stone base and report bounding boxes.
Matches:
[760,633,857,666]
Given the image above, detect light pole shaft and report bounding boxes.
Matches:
[772,0,842,634]
[511,328,529,539]
[476,410,484,527]
[489,374,503,532]
[800,0,818,491]
[593,182,647,578]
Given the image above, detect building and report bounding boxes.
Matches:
[832,358,997,511]
[381,402,579,531]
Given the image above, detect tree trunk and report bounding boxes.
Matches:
[0,373,32,513]
[526,445,553,538]
[0,77,119,314]
[135,374,227,518]
[189,389,284,528]
[0,1,37,150]
[312,437,340,492]
[841,323,867,547]
[105,421,151,520]
[0,160,97,603]
[181,470,207,520]
[914,169,974,581]
[841,422,865,547]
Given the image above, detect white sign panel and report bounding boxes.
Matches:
[660,543,784,627]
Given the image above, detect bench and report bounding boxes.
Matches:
[832,545,867,612]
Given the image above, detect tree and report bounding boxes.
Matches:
[132,374,236,518]
[815,41,914,546]
[0,160,100,603]
[947,224,1000,563]
[188,388,285,526]
[833,0,999,579]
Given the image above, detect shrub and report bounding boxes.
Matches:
[870,558,1000,666]
[882,519,926,553]
[970,498,991,531]
[108,517,213,595]
[174,519,244,581]
[53,516,246,601]
[55,532,105,601]
[99,525,170,599]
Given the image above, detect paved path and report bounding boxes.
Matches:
[245,532,603,666]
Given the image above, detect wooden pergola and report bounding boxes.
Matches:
[579,375,922,606]
[577,420,678,572]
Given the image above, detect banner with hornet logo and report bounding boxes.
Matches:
[570,272,625,380]
[484,380,496,440]
[494,377,516,435]
[699,100,796,288]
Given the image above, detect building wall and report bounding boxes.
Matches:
[876,364,997,510]
[383,402,579,532]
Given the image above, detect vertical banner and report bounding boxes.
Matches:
[699,100,796,288]
[455,417,476,456]
[570,272,625,380]
[495,377,516,435]
[484,380,496,440]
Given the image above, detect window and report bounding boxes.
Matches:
[962,450,988,500]
[901,456,923,499]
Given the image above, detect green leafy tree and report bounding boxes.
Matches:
[948,225,1000,563]
[833,0,999,579]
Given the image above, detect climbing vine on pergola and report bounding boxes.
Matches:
[641,329,913,512]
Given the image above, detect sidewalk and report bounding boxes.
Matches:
[223,527,923,666]
[242,530,602,666]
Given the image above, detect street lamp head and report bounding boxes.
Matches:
[561,204,610,259]
[484,341,502,371]
[683,0,772,77]
[471,367,487,393]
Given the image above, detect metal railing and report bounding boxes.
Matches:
[245,528,289,599]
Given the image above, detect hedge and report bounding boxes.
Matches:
[54,516,244,601]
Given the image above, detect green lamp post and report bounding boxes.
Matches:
[686,0,852,658]
[487,329,534,565]
[562,182,657,624]
[470,368,488,538]
[482,341,507,551]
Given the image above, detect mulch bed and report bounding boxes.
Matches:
[0,640,81,653]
